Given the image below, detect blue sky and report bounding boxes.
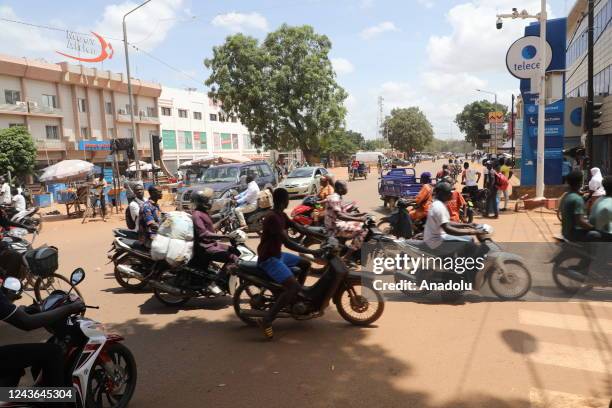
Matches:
[0,0,569,139]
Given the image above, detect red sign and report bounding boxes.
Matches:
[56,31,113,63]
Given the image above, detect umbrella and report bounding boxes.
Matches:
[127,161,159,171]
[191,154,250,166]
[178,160,194,169]
[39,160,94,183]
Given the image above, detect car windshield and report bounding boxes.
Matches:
[200,166,239,183]
[288,168,314,178]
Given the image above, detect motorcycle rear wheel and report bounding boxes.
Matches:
[489,260,532,300]
[114,256,149,291]
[376,220,393,235]
[34,273,83,302]
[233,282,274,326]
[153,274,191,307]
[552,258,589,295]
[86,342,137,408]
[335,282,384,326]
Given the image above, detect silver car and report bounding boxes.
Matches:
[279,167,333,197]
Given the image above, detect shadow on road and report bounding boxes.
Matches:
[106,316,529,408]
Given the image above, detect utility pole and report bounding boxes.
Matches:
[511,93,515,163]
[377,96,384,141]
[123,0,151,180]
[586,0,594,165]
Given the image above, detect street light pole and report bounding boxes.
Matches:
[497,1,547,199]
[475,89,498,155]
[123,0,151,180]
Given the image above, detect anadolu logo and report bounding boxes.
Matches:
[506,36,552,80]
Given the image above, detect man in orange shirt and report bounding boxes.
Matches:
[446,184,467,222]
[409,172,433,221]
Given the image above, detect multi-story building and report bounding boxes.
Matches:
[158,86,267,173]
[565,0,612,173]
[0,54,161,169]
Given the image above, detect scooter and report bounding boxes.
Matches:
[212,198,269,235]
[108,232,156,291]
[550,236,612,294]
[393,225,532,301]
[0,269,137,408]
[232,237,384,327]
[376,198,413,238]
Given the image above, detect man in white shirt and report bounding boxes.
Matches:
[11,187,26,213]
[0,177,11,205]
[234,172,260,227]
[460,161,481,202]
[128,183,146,232]
[424,181,483,255]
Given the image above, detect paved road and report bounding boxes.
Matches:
[2,161,611,408]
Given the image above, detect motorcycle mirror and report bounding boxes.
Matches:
[70,268,86,286]
[1,276,23,295]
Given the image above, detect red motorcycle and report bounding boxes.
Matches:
[289,196,359,240]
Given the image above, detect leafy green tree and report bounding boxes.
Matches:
[363,139,390,151]
[383,107,433,155]
[0,126,37,178]
[205,24,347,163]
[320,129,359,162]
[455,100,508,145]
[345,130,365,149]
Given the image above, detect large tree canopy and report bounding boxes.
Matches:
[320,129,360,162]
[455,100,508,145]
[0,126,37,178]
[383,107,433,154]
[205,24,347,163]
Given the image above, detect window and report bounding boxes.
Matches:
[125,104,132,115]
[4,90,21,105]
[127,128,133,138]
[213,132,221,150]
[193,111,202,120]
[45,125,59,140]
[80,127,89,138]
[258,164,272,177]
[9,123,22,128]
[105,101,113,115]
[209,113,217,121]
[232,133,239,150]
[219,113,226,122]
[194,131,207,149]
[161,107,172,116]
[178,130,193,149]
[78,98,87,113]
[108,128,115,138]
[146,107,156,117]
[162,130,177,150]
[41,94,57,108]
[243,134,254,150]
[178,109,188,118]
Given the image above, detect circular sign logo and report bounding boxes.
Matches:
[570,107,582,127]
[506,36,553,79]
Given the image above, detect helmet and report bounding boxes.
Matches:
[420,172,432,184]
[0,276,23,301]
[191,188,215,210]
[303,195,318,207]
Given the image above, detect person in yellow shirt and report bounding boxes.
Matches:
[498,158,513,211]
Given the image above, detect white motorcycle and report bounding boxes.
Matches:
[1,269,137,408]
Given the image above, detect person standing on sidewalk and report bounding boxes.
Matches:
[483,161,499,218]
[461,161,480,202]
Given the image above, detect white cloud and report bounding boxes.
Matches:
[426,0,552,73]
[0,6,65,59]
[360,21,398,39]
[94,0,184,51]
[417,0,435,8]
[211,12,269,33]
[331,57,355,75]
[360,0,375,8]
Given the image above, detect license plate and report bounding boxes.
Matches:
[286,188,298,193]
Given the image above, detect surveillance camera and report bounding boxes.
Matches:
[496,17,503,29]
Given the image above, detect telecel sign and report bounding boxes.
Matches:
[505,35,552,80]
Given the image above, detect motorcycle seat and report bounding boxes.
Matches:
[117,237,150,255]
[304,226,327,237]
[237,260,301,279]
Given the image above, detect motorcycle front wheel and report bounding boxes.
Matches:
[86,342,137,408]
[335,282,384,326]
[376,220,393,235]
[114,256,149,291]
[489,260,532,300]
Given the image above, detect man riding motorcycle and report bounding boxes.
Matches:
[423,181,484,258]
[139,185,162,248]
[255,188,321,339]
[0,270,85,389]
[409,172,433,222]
[234,172,260,228]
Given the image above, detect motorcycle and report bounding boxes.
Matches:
[393,224,532,301]
[1,204,42,233]
[348,164,368,181]
[212,197,268,235]
[550,236,612,294]
[0,269,137,408]
[461,186,488,218]
[290,196,360,240]
[232,237,385,327]
[108,231,156,291]
[376,198,413,239]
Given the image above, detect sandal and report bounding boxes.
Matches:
[255,318,274,340]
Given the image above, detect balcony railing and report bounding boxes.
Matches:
[0,102,28,113]
[35,139,66,149]
[28,103,62,116]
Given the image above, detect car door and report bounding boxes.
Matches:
[257,163,275,188]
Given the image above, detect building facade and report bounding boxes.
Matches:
[158,86,266,173]
[565,0,612,173]
[0,54,161,169]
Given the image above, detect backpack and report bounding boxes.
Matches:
[495,173,509,190]
[125,206,136,230]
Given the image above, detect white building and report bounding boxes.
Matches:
[0,54,161,169]
[158,86,267,173]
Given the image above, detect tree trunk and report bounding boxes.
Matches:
[301,149,317,165]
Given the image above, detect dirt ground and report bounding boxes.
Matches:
[2,161,611,408]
